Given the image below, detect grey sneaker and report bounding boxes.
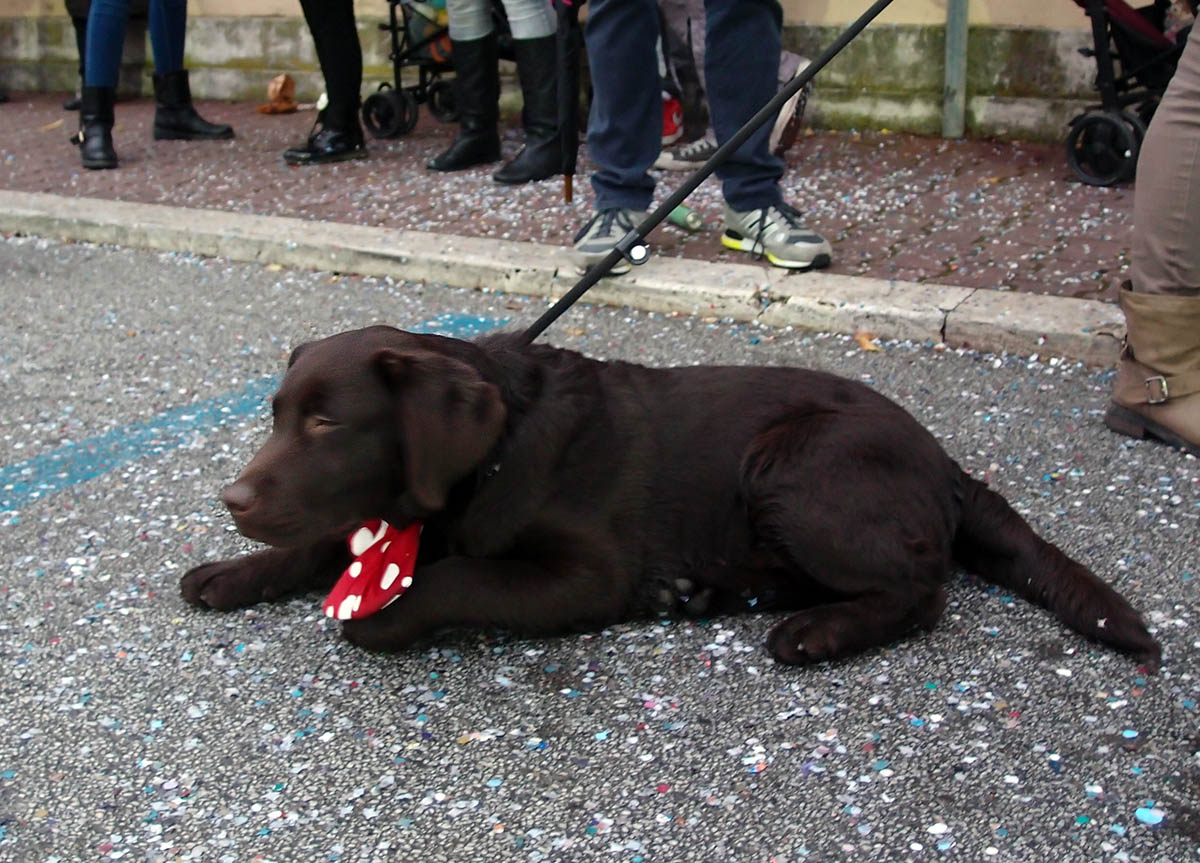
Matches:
[653,136,718,171]
[770,57,812,157]
[572,207,645,275]
[722,202,832,270]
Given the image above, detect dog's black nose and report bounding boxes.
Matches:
[221,482,257,515]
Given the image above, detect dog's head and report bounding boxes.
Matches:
[221,326,507,546]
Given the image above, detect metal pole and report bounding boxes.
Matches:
[943,0,969,138]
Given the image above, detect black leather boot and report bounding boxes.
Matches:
[152,70,235,140]
[428,34,500,171]
[77,86,117,170]
[493,35,562,184]
[282,105,367,166]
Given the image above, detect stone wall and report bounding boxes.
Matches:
[0,7,1102,140]
[786,23,1097,138]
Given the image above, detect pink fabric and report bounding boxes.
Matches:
[1073,0,1177,49]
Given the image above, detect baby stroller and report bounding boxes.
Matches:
[362,0,512,139]
[1066,0,1197,185]
[362,0,457,139]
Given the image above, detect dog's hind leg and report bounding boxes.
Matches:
[742,409,959,664]
[766,584,946,665]
[757,512,951,663]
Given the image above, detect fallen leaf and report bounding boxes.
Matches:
[40,119,64,132]
[854,332,882,352]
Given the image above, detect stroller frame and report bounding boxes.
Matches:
[1067,0,1195,185]
[362,0,459,140]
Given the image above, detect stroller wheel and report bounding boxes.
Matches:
[428,79,458,123]
[363,88,419,139]
[1066,111,1139,186]
[1118,109,1147,146]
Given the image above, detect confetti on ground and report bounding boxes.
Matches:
[0,228,1195,862]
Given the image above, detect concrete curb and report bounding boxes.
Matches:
[0,191,1124,365]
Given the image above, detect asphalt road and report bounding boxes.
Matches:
[0,235,1196,863]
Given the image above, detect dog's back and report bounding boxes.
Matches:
[479,334,1160,667]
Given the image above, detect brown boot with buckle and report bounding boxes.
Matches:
[1104,282,1200,457]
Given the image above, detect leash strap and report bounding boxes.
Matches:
[520,0,899,345]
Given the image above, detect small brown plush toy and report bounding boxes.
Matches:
[257,74,298,115]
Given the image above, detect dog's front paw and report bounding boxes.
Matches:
[181,559,272,611]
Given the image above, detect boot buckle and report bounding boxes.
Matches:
[1144,375,1170,404]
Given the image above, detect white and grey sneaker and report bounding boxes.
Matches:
[653,136,718,171]
[721,202,832,270]
[572,207,646,275]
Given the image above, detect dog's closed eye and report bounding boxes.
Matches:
[304,415,341,434]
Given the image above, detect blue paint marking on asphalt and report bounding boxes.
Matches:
[0,314,509,514]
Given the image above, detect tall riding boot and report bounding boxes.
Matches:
[493,35,562,184]
[427,34,500,171]
[77,85,117,170]
[1105,282,1200,457]
[152,69,235,140]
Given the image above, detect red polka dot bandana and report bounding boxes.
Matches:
[324,519,422,620]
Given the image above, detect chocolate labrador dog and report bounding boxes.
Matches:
[181,326,1161,668]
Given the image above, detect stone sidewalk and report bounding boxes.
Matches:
[0,91,1135,303]
[0,92,1139,363]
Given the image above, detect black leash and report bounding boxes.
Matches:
[520,0,898,346]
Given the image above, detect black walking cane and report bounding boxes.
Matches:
[521,0,899,345]
[554,0,583,203]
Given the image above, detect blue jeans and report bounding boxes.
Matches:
[584,0,784,212]
[85,0,188,88]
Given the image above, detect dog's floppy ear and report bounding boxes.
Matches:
[374,347,507,514]
[286,341,311,368]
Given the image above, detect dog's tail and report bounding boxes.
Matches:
[952,470,1161,670]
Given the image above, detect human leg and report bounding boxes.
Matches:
[284,0,366,165]
[703,0,781,211]
[64,2,88,110]
[427,0,501,171]
[705,0,829,268]
[1105,31,1200,456]
[146,0,234,140]
[584,0,659,211]
[77,0,128,168]
[571,0,659,273]
[492,0,560,184]
[148,0,185,75]
[84,0,129,89]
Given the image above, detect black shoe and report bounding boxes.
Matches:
[152,70,234,140]
[63,92,81,111]
[428,129,500,171]
[427,34,501,172]
[493,35,561,184]
[283,112,367,166]
[76,86,118,169]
